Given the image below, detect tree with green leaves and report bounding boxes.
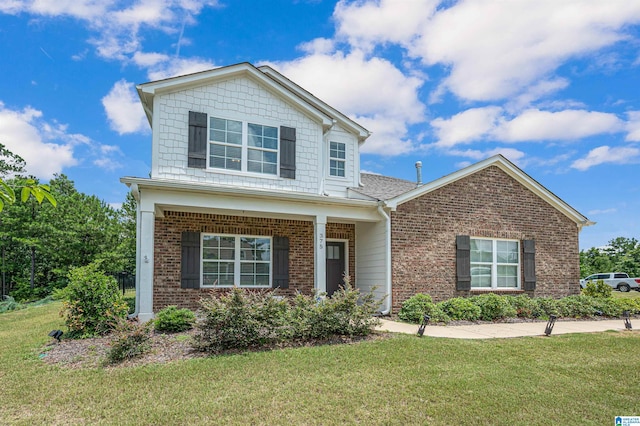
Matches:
[580,237,640,278]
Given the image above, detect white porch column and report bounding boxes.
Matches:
[314,215,327,295]
[137,208,155,322]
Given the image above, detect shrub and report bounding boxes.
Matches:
[193,288,291,353]
[193,281,381,353]
[557,295,597,318]
[439,297,481,321]
[305,280,381,339]
[398,293,449,324]
[105,319,152,364]
[581,280,612,299]
[0,296,25,314]
[470,294,517,321]
[505,295,543,319]
[613,298,640,315]
[535,297,561,317]
[60,263,129,338]
[154,306,196,333]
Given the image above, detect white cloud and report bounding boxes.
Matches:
[588,208,617,215]
[102,80,148,134]
[2,0,220,63]
[497,109,624,142]
[626,111,640,142]
[410,0,640,102]
[571,145,640,170]
[269,51,426,155]
[431,107,503,147]
[0,102,78,179]
[334,0,437,52]
[333,1,640,103]
[145,56,215,81]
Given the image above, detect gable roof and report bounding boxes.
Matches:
[136,62,370,140]
[350,173,418,201]
[384,155,594,228]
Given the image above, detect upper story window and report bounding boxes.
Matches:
[209,117,278,175]
[329,141,346,177]
[470,238,520,289]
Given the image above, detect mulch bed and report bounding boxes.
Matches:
[39,329,392,369]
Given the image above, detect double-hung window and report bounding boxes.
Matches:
[202,234,271,288]
[470,238,520,289]
[209,117,278,175]
[329,141,346,177]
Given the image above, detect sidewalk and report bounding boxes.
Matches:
[376,318,635,339]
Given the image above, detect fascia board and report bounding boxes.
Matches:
[136,63,332,127]
[258,65,371,140]
[120,177,379,210]
[387,155,592,226]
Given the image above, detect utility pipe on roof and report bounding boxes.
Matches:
[377,204,392,315]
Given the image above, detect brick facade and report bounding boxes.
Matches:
[153,211,355,311]
[390,165,580,311]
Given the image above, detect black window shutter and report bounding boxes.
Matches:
[279,126,296,179]
[456,235,471,291]
[181,231,201,289]
[188,111,207,169]
[523,239,536,291]
[272,236,289,289]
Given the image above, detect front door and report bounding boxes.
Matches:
[326,241,345,297]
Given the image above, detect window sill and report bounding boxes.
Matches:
[204,168,281,181]
[469,289,525,293]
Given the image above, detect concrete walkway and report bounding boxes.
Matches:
[376,318,635,339]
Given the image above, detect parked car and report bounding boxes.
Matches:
[580,272,640,292]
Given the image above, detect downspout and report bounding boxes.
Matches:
[130,184,140,319]
[320,119,337,196]
[377,203,392,315]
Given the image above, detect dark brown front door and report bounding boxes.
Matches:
[326,241,345,297]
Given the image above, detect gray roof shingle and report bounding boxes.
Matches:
[350,173,418,201]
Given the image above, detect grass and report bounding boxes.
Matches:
[612,289,640,299]
[2,302,640,425]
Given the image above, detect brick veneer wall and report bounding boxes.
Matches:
[153,211,355,311]
[390,166,581,312]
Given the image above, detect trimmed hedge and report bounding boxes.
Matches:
[397,292,640,324]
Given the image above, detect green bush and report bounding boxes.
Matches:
[581,280,612,299]
[60,263,129,338]
[105,320,152,364]
[439,297,481,321]
[154,306,195,333]
[0,296,25,314]
[470,293,517,321]
[535,297,561,317]
[398,293,449,324]
[193,288,291,353]
[613,298,640,315]
[193,282,381,354]
[504,295,544,319]
[557,295,597,318]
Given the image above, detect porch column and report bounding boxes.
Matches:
[137,207,155,322]
[314,215,327,295]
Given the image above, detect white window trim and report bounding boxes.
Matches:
[207,115,280,177]
[200,233,272,289]
[470,238,521,290]
[328,141,347,179]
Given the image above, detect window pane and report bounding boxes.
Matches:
[227,120,242,133]
[241,263,255,274]
[497,265,518,288]
[220,249,234,260]
[247,161,262,173]
[226,132,242,145]
[203,263,219,273]
[240,275,254,286]
[248,134,262,148]
[211,118,226,131]
[248,123,261,136]
[497,241,518,263]
[264,151,277,163]
[471,239,492,262]
[264,126,277,139]
[263,137,277,150]
[471,265,491,288]
[263,163,277,175]
[255,275,270,286]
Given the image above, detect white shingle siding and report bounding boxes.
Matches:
[152,75,360,195]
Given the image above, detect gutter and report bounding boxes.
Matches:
[377,203,392,315]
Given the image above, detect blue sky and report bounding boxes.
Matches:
[1,0,639,250]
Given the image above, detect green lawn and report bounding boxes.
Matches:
[612,289,640,299]
[1,302,639,425]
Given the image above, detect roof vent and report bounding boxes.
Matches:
[415,161,423,186]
